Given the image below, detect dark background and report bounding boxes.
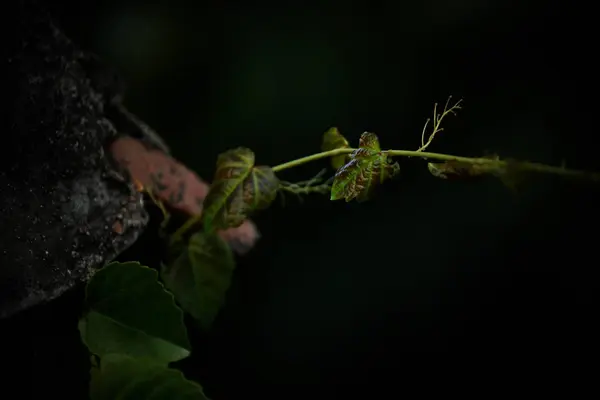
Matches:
[3,0,598,397]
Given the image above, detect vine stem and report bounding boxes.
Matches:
[170,215,201,247]
[172,148,599,245]
[271,148,600,181]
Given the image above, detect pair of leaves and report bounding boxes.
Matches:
[324,130,400,202]
[201,148,279,232]
[79,262,207,398]
[79,262,191,365]
[90,354,210,399]
[162,231,235,330]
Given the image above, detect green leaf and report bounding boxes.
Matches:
[201,148,279,231]
[162,232,235,330]
[427,154,502,179]
[428,156,527,193]
[90,353,210,400]
[201,148,254,231]
[321,127,350,169]
[79,262,191,365]
[244,166,280,210]
[330,132,400,202]
[357,130,381,152]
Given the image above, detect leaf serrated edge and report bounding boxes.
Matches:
[94,353,211,400]
[80,262,191,355]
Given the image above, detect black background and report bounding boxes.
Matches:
[2,0,598,397]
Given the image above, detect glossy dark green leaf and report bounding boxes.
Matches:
[161,232,235,330]
[321,127,351,169]
[331,132,400,202]
[79,262,191,364]
[201,148,279,231]
[90,353,210,400]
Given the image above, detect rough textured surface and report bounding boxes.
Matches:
[0,1,149,319]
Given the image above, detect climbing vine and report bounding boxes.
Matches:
[79,97,600,399]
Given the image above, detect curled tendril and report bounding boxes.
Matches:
[418,96,463,152]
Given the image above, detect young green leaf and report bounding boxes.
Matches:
[90,353,210,400]
[201,148,279,231]
[201,148,254,231]
[428,157,529,193]
[161,232,235,330]
[358,130,381,152]
[427,154,503,179]
[330,132,400,202]
[78,262,191,365]
[321,127,351,169]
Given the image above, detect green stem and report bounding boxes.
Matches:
[170,215,202,247]
[271,148,600,181]
[172,148,599,245]
[271,149,352,172]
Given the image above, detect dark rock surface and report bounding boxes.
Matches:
[0,0,149,318]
